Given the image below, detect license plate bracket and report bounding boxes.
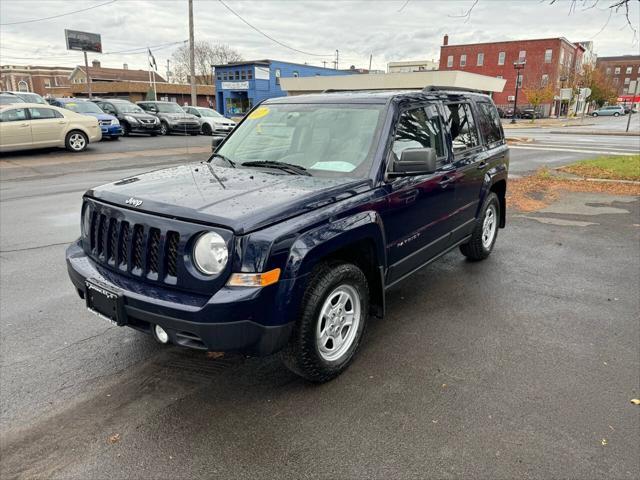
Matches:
[85,279,126,326]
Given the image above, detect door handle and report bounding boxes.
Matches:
[19,123,30,128]
[477,161,488,170]
[398,190,419,204]
[439,176,454,188]
[58,121,66,124]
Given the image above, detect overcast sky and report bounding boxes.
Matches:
[0,0,638,75]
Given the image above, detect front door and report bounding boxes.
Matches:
[380,104,458,286]
[28,107,65,146]
[0,107,32,150]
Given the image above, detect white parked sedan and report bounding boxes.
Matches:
[183,106,237,136]
[0,103,102,153]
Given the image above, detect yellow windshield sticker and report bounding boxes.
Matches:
[248,106,269,120]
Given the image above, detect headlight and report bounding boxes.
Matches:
[82,205,92,237]
[112,118,120,126]
[124,115,138,123]
[193,232,228,275]
[154,117,159,123]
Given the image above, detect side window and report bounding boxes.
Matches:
[444,103,479,154]
[392,106,444,160]
[0,108,27,122]
[476,102,504,147]
[103,103,116,114]
[28,108,61,120]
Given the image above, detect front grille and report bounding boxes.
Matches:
[88,210,179,281]
[99,119,112,126]
[140,118,155,124]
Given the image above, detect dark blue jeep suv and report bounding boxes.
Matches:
[66,87,509,382]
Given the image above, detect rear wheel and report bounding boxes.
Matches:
[65,131,88,152]
[613,112,620,117]
[592,112,598,117]
[202,123,212,136]
[159,121,169,136]
[281,262,369,383]
[460,192,500,261]
[121,122,131,136]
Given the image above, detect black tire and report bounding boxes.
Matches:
[613,112,619,117]
[111,136,120,141]
[150,132,157,137]
[281,262,369,383]
[121,122,130,136]
[592,113,598,117]
[159,121,169,136]
[202,123,212,136]
[460,192,500,261]
[65,130,88,152]
[190,132,199,136]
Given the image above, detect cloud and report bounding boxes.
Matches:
[0,0,637,73]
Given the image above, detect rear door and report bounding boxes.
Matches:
[442,101,485,241]
[0,108,32,150]
[28,107,66,146]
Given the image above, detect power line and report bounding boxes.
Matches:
[0,0,117,26]
[217,0,334,57]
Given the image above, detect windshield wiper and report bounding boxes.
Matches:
[241,160,311,176]
[209,153,236,168]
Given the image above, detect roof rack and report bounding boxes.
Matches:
[422,85,488,94]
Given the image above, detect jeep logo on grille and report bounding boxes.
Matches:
[125,197,143,207]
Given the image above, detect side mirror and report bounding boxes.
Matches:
[211,136,224,151]
[392,148,437,176]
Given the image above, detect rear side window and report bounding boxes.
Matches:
[392,106,444,159]
[0,108,27,122]
[476,102,504,147]
[444,103,479,154]
[28,108,62,120]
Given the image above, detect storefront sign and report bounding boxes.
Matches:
[221,81,249,90]
[255,66,270,80]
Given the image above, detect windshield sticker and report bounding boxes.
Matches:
[248,106,270,120]
[310,161,356,172]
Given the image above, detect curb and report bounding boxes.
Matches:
[548,130,640,136]
[552,168,640,185]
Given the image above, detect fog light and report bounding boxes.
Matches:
[154,324,169,344]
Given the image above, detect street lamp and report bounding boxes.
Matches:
[511,60,526,124]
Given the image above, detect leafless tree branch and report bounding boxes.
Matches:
[448,0,479,23]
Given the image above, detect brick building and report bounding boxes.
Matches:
[439,35,585,116]
[69,60,165,84]
[596,55,640,99]
[0,64,73,97]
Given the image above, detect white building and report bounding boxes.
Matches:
[387,60,439,73]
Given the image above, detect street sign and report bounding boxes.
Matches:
[560,88,572,100]
[65,29,102,53]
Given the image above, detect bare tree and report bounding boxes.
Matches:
[171,41,243,84]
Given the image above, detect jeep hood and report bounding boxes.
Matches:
[87,163,371,234]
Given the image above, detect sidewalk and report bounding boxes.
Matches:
[502,118,596,129]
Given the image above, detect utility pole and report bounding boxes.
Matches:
[188,0,196,106]
[511,61,525,124]
[335,50,339,70]
[627,79,638,133]
[322,61,326,68]
[83,51,92,99]
[166,59,171,83]
[369,53,372,72]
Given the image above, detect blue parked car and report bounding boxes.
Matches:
[66,87,509,382]
[54,98,123,139]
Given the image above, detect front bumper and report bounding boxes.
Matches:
[101,125,123,137]
[131,122,161,134]
[66,241,295,356]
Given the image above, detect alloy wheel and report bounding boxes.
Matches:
[482,204,497,249]
[69,133,86,151]
[316,284,361,362]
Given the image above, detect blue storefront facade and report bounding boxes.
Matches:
[213,59,353,117]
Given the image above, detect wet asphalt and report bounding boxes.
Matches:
[1,133,639,479]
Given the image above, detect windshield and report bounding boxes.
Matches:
[215,104,384,178]
[115,102,144,113]
[17,92,46,104]
[156,103,185,113]
[199,109,223,118]
[64,101,104,114]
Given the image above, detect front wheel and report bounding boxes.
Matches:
[121,122,130,136]
[460,192,500,261]
[592,113,598,117]
[613,112,620,117]
[65,131,88,152]
[281,262,369,383]
[202,123,212,136]
[159,122,169,136]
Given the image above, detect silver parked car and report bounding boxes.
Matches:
[591,105,625,117]
[183,106,237,135]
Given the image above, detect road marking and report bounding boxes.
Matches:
[0,146,210,169]
[509,145,637,156]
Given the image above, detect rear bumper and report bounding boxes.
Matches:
[66,241,295,356]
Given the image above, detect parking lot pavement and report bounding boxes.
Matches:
[1,150,638,478]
